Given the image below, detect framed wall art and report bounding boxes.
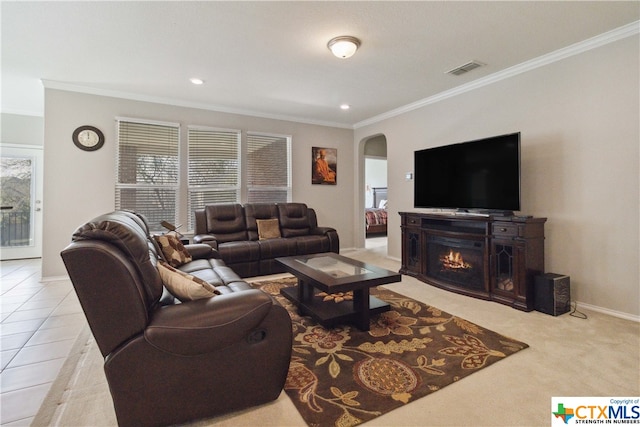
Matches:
[312,147,337,185]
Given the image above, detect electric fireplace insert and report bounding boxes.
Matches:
[426,235,485,291]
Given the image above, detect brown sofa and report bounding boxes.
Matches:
[61,210,292,427]
[194,202,339,277]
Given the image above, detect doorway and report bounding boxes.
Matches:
[363,136,387,250]
[0,144,43,260]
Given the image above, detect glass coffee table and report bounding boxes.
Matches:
[276,253,401,331]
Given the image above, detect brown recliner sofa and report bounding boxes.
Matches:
[60,210,292,427]
[194,202,339,277]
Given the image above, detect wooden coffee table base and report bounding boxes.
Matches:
[280,280,390,331]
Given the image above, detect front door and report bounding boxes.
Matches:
[0,145,43,260]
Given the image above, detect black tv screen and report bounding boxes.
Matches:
[414,133,521,212]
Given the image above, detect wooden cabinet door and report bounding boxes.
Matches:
[402,227,423,274]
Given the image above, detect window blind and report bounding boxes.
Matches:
[187,126,241,230]
[115,119,179,231]
[246,133,291,203]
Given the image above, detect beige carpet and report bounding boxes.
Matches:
[33,248,640,426]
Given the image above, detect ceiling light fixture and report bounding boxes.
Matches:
[340,104,350,110]
[190,78,204,85]
[327,36,361,59]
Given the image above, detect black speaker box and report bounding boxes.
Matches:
[534,273,570,316]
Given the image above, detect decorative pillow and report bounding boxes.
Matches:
[157,261,220,301]
[154,233,192,267]
[256,218,281,240]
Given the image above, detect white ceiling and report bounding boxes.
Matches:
[2,1,639,128]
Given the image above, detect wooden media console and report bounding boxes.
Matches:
[399,212,546,311]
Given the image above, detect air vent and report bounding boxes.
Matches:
[446,60,485,76]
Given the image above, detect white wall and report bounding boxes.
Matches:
[355,35,639,317]
[42,90,354,277]
[1,113,44,146]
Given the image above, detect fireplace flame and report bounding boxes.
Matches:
[441,250,472,270]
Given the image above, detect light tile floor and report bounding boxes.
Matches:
[0,258,86,426]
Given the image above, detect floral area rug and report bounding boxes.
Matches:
[251,277,529,427]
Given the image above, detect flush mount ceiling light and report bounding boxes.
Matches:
[340,104,350,110]
[327,36,361,59]
[190,78,204,85]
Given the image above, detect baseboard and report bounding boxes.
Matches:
[575,301,640,323]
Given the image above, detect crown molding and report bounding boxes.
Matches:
[38,21,639,131]
[354,20,640,129]
[40,80,354,130]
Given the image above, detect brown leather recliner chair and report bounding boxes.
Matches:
[60,211,292,427]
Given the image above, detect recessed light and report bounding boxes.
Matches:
[340,104,350,110]
[190,78,204,85]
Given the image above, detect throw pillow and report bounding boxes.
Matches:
[256,218,281,240]
[157,261,220,301]
[154,233,192,267]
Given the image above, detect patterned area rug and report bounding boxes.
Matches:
[252,277,528,427]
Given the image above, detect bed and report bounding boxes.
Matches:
[365,187,388,236]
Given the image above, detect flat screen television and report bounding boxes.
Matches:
[414,132,521,214]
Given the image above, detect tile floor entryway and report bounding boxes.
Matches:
[0,258,86,426]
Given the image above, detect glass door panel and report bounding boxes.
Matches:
[0,145,43,260]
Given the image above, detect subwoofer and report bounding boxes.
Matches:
[534,273,570,316]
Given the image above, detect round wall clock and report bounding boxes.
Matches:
[72,125,105,151]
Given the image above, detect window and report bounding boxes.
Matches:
[115,119,179,232]
[246,132,291,203]
[187,126,241,230]
[116,120,291,233]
